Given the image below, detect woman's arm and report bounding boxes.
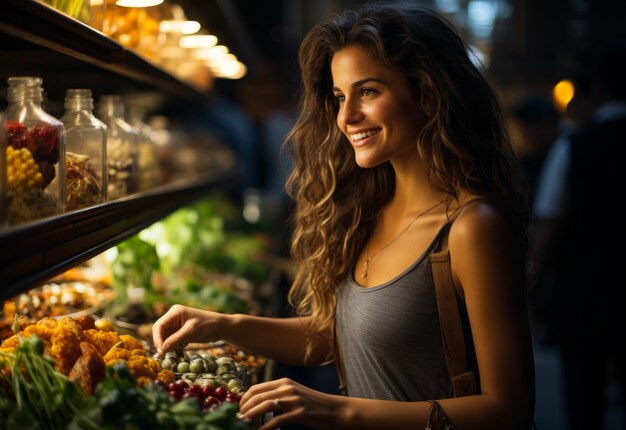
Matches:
[152,306,333,367]
[239,201,535,430]
[443,201,535,428]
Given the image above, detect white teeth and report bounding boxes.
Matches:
[351,129,380,141]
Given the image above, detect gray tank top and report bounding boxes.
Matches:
[335,222,452,401]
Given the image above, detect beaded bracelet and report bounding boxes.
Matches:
[425,400,456,430]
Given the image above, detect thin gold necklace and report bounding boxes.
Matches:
[361,198,446,278]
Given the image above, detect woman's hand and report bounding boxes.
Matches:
[239,378,349,430]
[152,304,227,354]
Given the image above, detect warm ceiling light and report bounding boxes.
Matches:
[159,46,188,59]
[213,61,247,79]
[160,20,201,35]
[115,0,164,7]
[90,0,104,5]
[552,79,575,113]
[193,45,229,60]
[180,34,218,49]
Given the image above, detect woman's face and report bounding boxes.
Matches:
[331,44,427,168]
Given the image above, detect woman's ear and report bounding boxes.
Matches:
[419,81,433,117]
[421,100,432,117]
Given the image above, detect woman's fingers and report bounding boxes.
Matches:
[258,407,303,430]
[152,316,171,353]
[239,378,290,413]
[152,305,186,353]
[241,398,283,421]
[160,318,198,353]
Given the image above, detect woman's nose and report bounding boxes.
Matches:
[338,98,364,126]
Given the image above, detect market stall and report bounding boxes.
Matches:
[0,1,275,428]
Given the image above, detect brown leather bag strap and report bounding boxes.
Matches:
[430,248,465,375]
[430,199,483,397]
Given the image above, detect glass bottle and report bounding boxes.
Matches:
[40,0,91,24]
[127,105,158,191]
[61,89,107,210]
[148,115,173,186]
[1,76,66,224]
[0,119,7,226]
[102,0,164,60]
[97,95,138,199]
[88,0,106,31]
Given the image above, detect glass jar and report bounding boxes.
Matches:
[88,0,106,30]
[61,89,108,210]
[102,0,163,60]
[0,119,7,226]
[41,0,91,24]
[97,95,138,199]
[1,77,66,224]
[148,115,173,186]
[127,105,158,191]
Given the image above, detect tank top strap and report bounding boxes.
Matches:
[431,197,488,253]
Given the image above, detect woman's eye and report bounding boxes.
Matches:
[335,94,345,103]
[361,88,376,97]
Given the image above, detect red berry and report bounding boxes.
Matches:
[200,386,214,398]
[31,125,58,157]
[188,384,203,396]
[213,387,227,401]
[175,379,189,389]
[204,396,219,407]
[168,382,184,393]
[6,120,26,135]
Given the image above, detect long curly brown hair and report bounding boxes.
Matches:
[284,3,529,362]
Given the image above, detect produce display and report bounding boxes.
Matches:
[1,281,115,327]
[0,193,275,428]
[139,196,269,282]
[0,331,249,429]
[0,316,163,390]
[156,349,246,395]
[102,195,269,335]
[198,344,267,386]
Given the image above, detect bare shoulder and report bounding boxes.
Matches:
[447,200,521,285]
[448,200,513,244]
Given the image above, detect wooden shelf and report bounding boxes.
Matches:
[0,0,207,101]
[0,1,242,301]
[0,169,237,301]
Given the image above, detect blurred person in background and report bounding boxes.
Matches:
[510,94,560,204]
[153,4,535,429]
[530,46,626,430]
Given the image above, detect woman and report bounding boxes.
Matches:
[153,4,535,429]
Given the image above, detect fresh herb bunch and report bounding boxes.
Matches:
[0,334,98,430]
[75,363,250,430]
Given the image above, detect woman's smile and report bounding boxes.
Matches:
[351,128,381,147]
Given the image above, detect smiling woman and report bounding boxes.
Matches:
[151,3,535,429]
[331,45,427,168]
